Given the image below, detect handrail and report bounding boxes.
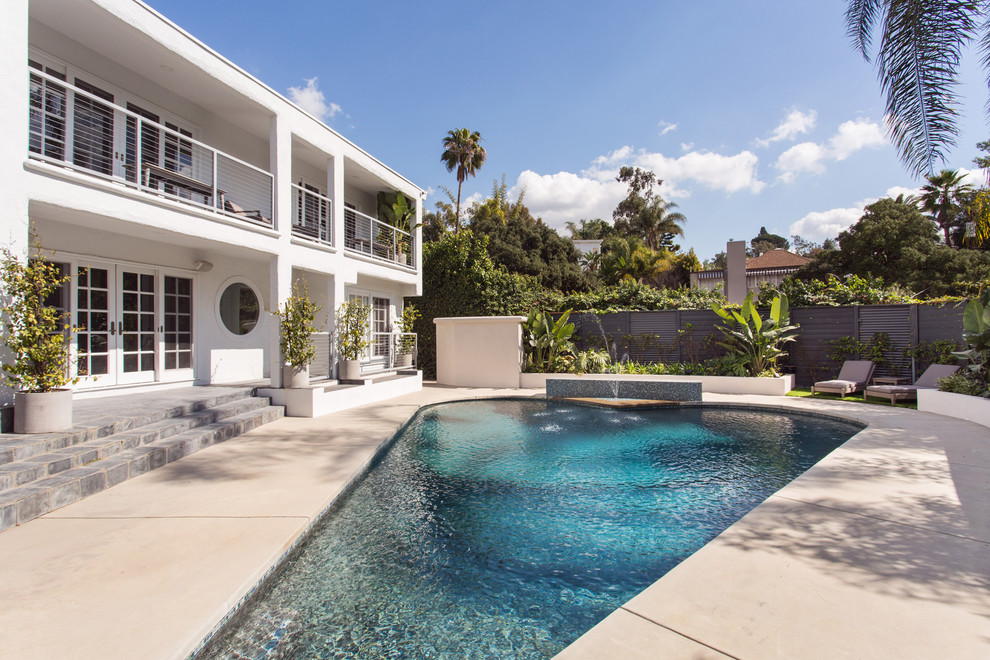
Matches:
[28,67,274,225]
[344,206,414,268]
[366,331,418,373]
[291,183,333,246]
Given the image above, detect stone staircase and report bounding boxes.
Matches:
[0,386,283,532]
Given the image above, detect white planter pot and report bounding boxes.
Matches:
[281,364,310,389]
[339,359,362,380]
[395,354,413,368]
[14,389,73,434]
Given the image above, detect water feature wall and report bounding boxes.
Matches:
[546,378,702,401]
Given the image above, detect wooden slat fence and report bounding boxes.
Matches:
[569,304,964,387]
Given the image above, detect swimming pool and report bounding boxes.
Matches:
[198,399,862,659]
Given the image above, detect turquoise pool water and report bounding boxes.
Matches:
[199,400,862,659]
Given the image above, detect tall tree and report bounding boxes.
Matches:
[749,227,789,255]
[918,168,972,246]
[612,167,686,250]
[440,128,487,229]
[844,1,984,177]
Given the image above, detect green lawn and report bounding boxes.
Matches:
[786,387,917,410]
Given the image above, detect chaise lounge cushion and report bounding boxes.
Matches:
[812,360,875,396]
[864,364,960,403]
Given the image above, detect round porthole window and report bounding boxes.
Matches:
[218,282,260,336]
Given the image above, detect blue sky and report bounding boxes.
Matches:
[149,0,990,261]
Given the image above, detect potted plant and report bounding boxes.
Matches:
[378,191,417,265]
[394,304,420,368]
[274,282,322,388]
[335,298,370,380]
[1,244,78,433]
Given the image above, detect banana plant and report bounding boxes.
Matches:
[711,292,799,377]
[952,288,990,396]
[522,308,575,373]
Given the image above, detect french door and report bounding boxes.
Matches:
[347,293,390,369]
[75,261,193,388]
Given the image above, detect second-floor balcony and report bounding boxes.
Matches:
[28,65,274,226]
[344,207,414,269]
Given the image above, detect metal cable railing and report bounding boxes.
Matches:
[344,207,414,268]
[291,184,333,246]
[28,66,273,225]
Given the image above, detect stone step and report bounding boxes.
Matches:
[0,397,271,492]
[0,386,258,466]
[0,403,284,532]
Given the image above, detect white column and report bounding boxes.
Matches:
[1,0,30,258]
[268,115,293,386]
[414,193,424,294]
[269,254,292,387]
[1,0,32,409]
[330,154,345,250]
[270,115,292,238]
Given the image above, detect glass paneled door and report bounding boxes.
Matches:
[117,268,157,384]
[74,262,194,388]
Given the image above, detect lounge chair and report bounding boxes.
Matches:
[811,360,875,397]
[224,199,267,223]
[864,364,960,405]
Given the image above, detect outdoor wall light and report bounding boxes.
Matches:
[194,260,214,272]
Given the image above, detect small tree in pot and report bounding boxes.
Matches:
[273,282,322,388]
[394,304,420,368]
[335,299,370,380]
[1,245,78,433]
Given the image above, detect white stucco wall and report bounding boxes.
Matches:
[435,317,525,388]
[1,0,424,400]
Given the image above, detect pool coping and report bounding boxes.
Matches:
[0,386,986,659]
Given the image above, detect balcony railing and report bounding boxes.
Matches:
[344,207,414,268]
[366,332,418,374]
[291,184,333,246]
[28,66,273,226]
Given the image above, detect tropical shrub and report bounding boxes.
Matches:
[522,308,575,373]
[274,282,321,367]
[903,340,960,371]
[570,349,611,374]
[938,371,986,396]
[826,332,894,372]
[335,299,370,361]
[711,292,799,377]
[1,246,78,392]
[951,288,990,396]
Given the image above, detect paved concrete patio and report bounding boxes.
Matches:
[0,386,986,659]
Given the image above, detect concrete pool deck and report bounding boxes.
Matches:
[0,386,987,659]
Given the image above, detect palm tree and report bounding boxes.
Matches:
[918,169,972,246]
[440,128,486,229]
[635,197,686,251]
[844,2,985,177]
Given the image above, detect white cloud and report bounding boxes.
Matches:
[775,117,885,182]
[511,170,626,229]
[588,146,765,196]
[680,142,694,152]
[775,142,827,183]
[757,109,817,147]
[829,118,886,160]
[789,206,864,242]
[287,77,342,123]
[657,120,678,136]
[512,145,765,232]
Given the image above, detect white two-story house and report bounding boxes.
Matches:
[1,0,423,401]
